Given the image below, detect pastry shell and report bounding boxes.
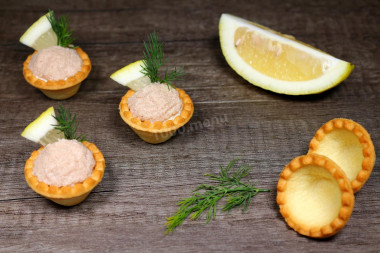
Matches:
[23,47,92,100]
[277,154,355,238]
[119,88,194,144]
[308,118,376,193]
[24,141,105,206]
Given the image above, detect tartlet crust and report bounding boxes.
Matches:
[308,118,376,193]
[24,141,105,206]
[119,88,194,144]
[23,47,92,100]
[277,154,355,238]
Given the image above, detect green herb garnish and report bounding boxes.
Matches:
[141,32,184,89]
[53,105,87,142]
[46,10,76,48]
[165,159,270,234]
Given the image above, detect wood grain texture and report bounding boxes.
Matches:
[0,0,379,252]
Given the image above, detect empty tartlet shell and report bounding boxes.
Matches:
[119,88,194,144]
[277,154,355,238]
[23,47,92,100]
[308,118,376,193]
[24,141,105,206]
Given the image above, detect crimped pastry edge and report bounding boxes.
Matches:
[308,118,376,193]
[24,141,105,200]
[276,154,355,238]
[119,88,194,133]
[23,47,92,90]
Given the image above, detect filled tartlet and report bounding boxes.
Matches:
[20,11,91,100]
[119,83,193,144]
[21,106,105,206]
[277,154,354,238]
[308,118,376,193]
[111,33,194,144]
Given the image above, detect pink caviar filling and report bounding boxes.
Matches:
[33,139,95,187]
[127,83,183,122]
[28,46,83,81]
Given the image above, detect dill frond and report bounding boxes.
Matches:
[53,104,87,142]
[47,10,77,48]
[141,32,184,89]
[165,159,270,234]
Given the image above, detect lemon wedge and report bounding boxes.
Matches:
[20,12,58,51]
[219,14,354,95]
[110,60,152,91]
[21,107,64,146]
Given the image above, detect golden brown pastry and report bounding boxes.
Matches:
[119,88,194,144]
[24,141,105,206]
[277,154,354,238]
[308,118,376,193]
[23,47,91,100]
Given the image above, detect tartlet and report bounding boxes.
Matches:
[119,88,194,144]
[308,118,376,193]
[277,154,355,238]
[24,141,105,206]
[23,47,92,100]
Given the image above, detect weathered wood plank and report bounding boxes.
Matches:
[1,42,379,103]
[0,0,379,252]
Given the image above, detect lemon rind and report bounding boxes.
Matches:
[21,106,57,143]
[24,141,105,205]
[19,13,56,49]
[308,118,376,193]
[219,13,354,95]
[277,154,355,238]
[110,60,145,85]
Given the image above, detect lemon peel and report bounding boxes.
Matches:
[219,14,354,95]
[110,60,151,91]
[21,107,64,146]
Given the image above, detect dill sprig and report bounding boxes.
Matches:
[47,10,76,48]
[141,32,185,89]
[165,159,270,234]
[53,105,87,142]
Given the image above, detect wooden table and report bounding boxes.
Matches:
[0,0,379,252]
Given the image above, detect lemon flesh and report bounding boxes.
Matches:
[110,60,152,91]
[219,14,354,95]
[21,107,64,146]
[20,12,58,51]
[286,165,342,227]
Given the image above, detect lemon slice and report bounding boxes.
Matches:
[219,14,354,95]
[110,60,152,91]
[20,12,58,51]
[21,107,64,146]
